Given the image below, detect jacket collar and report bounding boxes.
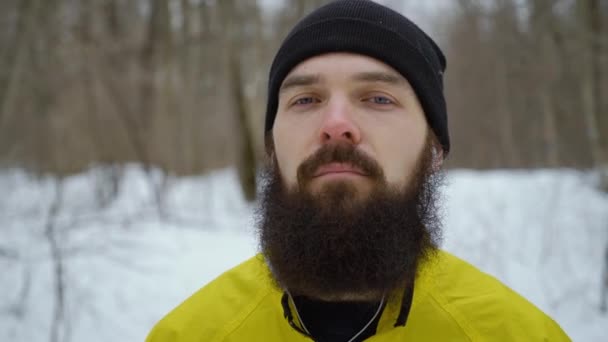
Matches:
[280,284,414,338]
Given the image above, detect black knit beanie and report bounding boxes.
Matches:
[265,0,450,154]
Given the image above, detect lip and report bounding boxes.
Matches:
[313,163,367,178]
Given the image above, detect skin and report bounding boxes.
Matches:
[273,52,439,195]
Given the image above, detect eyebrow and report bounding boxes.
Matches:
[278,71,408,94]
[279,74,321,93]
[351,71,407,85]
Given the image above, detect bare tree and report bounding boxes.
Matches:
[0,0,41,133]
[219,0,261,201]
[45,178,66,342]
[530,0,561,167]
[577,0,608,189]
[492,0,522,167]
[1,0,606,176]
[601,245,608,313]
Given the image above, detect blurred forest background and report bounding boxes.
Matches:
[1,2,607,341]
[0,0,607,199]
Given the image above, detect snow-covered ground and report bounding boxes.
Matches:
[1,166,607,341]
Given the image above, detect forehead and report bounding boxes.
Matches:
[284,52,405,82]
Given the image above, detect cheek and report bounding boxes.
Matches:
[273,111,323,185]
[272,126,306,186]
[375,126,427,186]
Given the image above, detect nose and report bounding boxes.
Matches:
[319,99,361,145]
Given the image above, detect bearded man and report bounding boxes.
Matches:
[147,1,569,341]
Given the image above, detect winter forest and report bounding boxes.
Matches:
[1,0,607,341]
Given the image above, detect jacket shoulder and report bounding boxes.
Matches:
[427,251,570,341]
[146,254,274,342]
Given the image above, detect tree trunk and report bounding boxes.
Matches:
[496,54,520,167]
[0,0,41,136]
[45,178,65,342]
[530,0,560,167]
[578,0,606,186]
[220,0,258,201]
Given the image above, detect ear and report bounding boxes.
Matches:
[431,146,444,172]
[268,150,277,167]
[264,134,277,168]
[264,132,275,158]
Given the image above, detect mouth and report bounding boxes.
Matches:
[313,163,367,178]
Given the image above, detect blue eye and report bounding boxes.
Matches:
[370,96,393,105]
[293,97,317,106]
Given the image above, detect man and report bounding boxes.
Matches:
[147,1,570,341]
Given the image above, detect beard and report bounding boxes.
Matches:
[256,135,444,301]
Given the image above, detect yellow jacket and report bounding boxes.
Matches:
[147,250,570,341]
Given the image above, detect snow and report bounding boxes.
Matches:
[1,165,607,341]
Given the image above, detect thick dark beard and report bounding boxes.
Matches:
[256,137,444,301]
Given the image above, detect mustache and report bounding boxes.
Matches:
[296,143,385,185]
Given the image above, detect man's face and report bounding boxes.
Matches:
[273,53,429,197]
[258,53,442,301]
